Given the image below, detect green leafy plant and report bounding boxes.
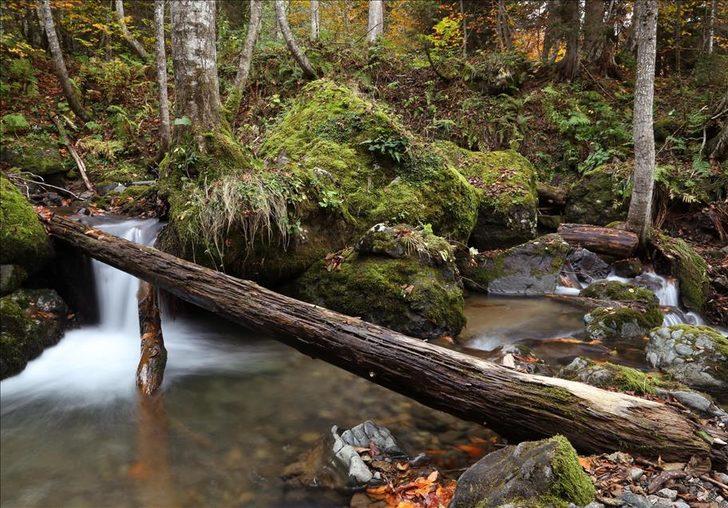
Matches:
[361,136,409,164]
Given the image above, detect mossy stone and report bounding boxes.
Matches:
[0,132,67,176]
[0,175,52,273]
[564,163,630,226]
[559,356,668,395]
[653,233,709,313]
[0,265,27,296]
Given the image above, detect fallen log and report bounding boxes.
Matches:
[558,223,638,259]
[136,281,167,396]
[42,213,722,463]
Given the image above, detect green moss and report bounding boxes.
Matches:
[549,435,596,506]
[0,175,52,272]
[564,163,631,226]
[586,306,663,340]
[580,280,658,306]
[653,233,709,312]
[0,132,67,176]
[561,357,667,395]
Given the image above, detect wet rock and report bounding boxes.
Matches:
[0,288,68,379]
[0,132,67,176]
[496,344,553,375]
[459,234,571,296]
[656,488,677,501]
[655,389,728,423]
[340,420,404,458]
[296,224,465,340]
[563,248,611,285]
[629,468,645,481]
[0,264,27,296]
[564,163,630,226]
[613,258,643,279]
[450,435,595,508]
[558,357,664,395]
[646,325,728,396]
[652,233,710,313]
[619,488,653,508]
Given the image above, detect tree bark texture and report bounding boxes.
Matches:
[310,0,320,41]
[557,224,638,259]
[275,0,317,79]
[626,0,658,244]
[170,0,222,137]
[154,0,171,152]
[136,281,167,396]
[583,0,606,62]
[557,0,581,81]
[41,213,723,464]
[496,0,513,50]
[225,0,263,119]
[36,0,89,122]
[367,0,384,44]
[114,0,149,60]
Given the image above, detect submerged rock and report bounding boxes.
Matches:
[646,325,728,395]
[295,224,465,339]
[459,234,571,295]
[580,281,662,343]
[450,435,595,508]
[559,357,665,395]
[564,163,630,226]
[652,233,710,313]
[0,288,68,379]
[0,175,52,273]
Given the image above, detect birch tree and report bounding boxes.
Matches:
[226,0,263,118]
[36,0,89,121]
[367,0,384,44]
[275,0,317,79]
[154,0,171,152]
[626,0,658,243]
[310,0,320,41]
[114,0,149,60]
[169,0,221,144]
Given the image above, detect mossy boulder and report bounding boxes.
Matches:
[647,325,728,396]
[295,224,465,340]
[0,131,67,176]
[450,435,595,508]
[459,234,570,295]
[652,233,710,313]
[435,141,538,249]
[0,175,52,273]
[0,288,68,379]
[564,163,630,226]
[0,265,27,296]
[559,357,667,395]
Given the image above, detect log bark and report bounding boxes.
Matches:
[558,223,638,259]
[42,213,722,463]
[136,281,167,396]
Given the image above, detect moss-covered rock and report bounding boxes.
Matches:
[459,234,570,295]
[564,163,631,226]
[581,281,663,343]
[450,435,595,508]
[0,288,68,379]
[0,265,27,296]
[0,131,67,176]
[558,357,667,395]
[435,141,538,249]
[652,233,710,313]
[647,325,728,396]
[0,175,52,273]
[295,224,465,339]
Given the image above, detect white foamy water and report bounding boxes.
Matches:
[0,218,275,412]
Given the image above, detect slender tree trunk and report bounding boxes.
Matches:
[557,0,581,81]
[225,0,262,119]
[583,0,606,61]
[541,0,558,62]
[310,0,319,41]
[497,0,513,50]
[36,0,89,122]
[154,0,171,152]
[626,0,658,244]
[707,0,716,54]
[674,0,681,73]
[275,0,317,79]
[367,0,384,44]
[115,0,149,60]
[460,0,467,58]
[169,0,222,143]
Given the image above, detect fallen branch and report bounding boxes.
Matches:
[49,114,95,195]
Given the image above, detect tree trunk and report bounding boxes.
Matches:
[541,0,559,62]
[36,0,90,122]
[707,0,716,54]
[115,0,149,60]
[583,0,606,62]
[169,0,222,142]
[225,0,263,119]
[41,213,725,464]
[367,0,384,44]
[310,0,319,41]
[674,0,681,73]
[626,0,658,244]
[154,0,171,152]
[136,281,167,396]
[557,223,638,258]
[275,0,317,79]
[557,0,581,81]
[496,0,513,50]
[460,0,467,58]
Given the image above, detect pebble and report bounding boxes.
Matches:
[672,501,690,508]
[629,467,644,481]
[656,488,677,501]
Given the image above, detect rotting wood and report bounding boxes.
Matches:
[558,223,638,258]
[136,281,167,396]
[42,213,726,465]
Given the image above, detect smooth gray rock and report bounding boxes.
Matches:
[340,420,404,457]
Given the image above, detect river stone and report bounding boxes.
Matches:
[0,288,68,379]
[558,357,663,395]
[565,248,610,285]
[613,258,643,278]
[655,389,728,424]
[459,234,571,296]
[450,435,595,508]
[0,265,27,296]
[340,420,405,457]
[646,325,728,396]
